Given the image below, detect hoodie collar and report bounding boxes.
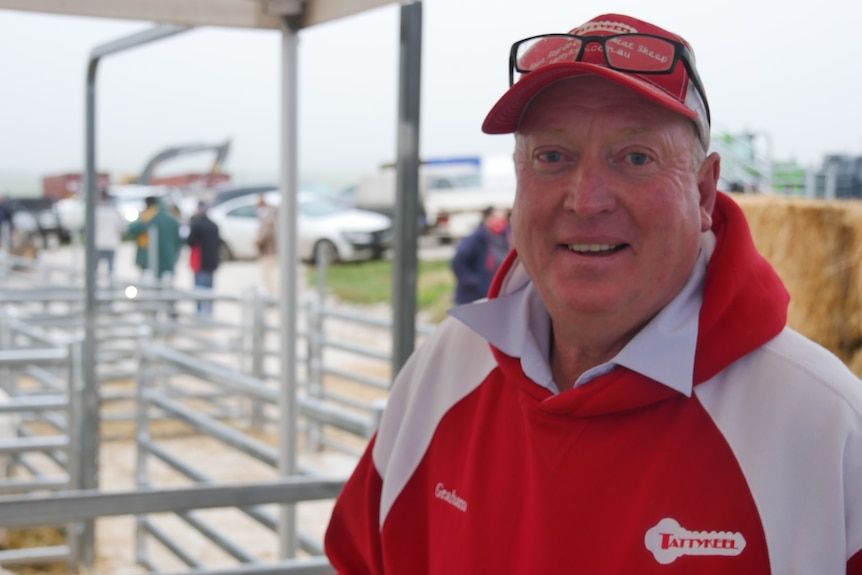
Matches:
[449,233,712,396]
[449,192,789,394]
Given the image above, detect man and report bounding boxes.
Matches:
[127,195,181,282]
[94,189,126,285]
[451,206,511,304]
[186,200,221,315]
[325,14,862,574]
[0,194,13,249]
[255,194,278,296]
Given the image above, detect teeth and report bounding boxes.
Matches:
[568,243,618,253]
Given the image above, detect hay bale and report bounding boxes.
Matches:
[847,347,862,378]
[1,526,68,574]
[731,193,862,363]
[838,200,862,348]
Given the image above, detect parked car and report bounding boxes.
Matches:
[352,157,515,244]
[209,184,279,208]
[3,210,40,258]
[208,190,393,264]
[4,196,70,247]
[54,185,188,234]
[208,182,352,209]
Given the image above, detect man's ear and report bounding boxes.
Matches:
[698,152,721,232]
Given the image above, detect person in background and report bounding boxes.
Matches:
[451,206,511,304]
[127,195,181,282]
[324,13,862,573]
[186,200,221,315]
[0,194,14,249]
[94,188,126,285]
[255,194,278,297]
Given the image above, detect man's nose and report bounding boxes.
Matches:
[561,157,618,217]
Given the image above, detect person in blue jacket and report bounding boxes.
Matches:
[186,200,221,315]
[451,206,511,304]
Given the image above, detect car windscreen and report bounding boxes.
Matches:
[226,205,260,218]
[211,186,277,207]
[299,199,344,218]
[426,172,481,190]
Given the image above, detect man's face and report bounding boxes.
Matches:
[511,76,718,338]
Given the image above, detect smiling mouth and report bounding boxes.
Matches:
[566,243,627,255]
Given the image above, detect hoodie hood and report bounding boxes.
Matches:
[487,191,789,388]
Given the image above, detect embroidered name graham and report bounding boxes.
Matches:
[434,482,468,512]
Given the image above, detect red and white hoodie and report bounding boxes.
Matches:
[325,192,862,574]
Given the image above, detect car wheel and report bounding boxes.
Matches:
[218,241,233,262]
[313,239,339,265]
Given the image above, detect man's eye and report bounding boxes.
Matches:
[538,151,564,163]
[627,152,651,166]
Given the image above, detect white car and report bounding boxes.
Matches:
[54,184,188,233]
[208,190,393,263]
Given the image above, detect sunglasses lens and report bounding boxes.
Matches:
[515,35,583,78]
[605,36,675,72]
[511,34,680,85]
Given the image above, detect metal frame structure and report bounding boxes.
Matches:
[0,0,426,569]
[0,0,425,381]
[0,248,434,572]
[0,0,394,29]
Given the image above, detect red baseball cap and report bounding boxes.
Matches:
[481,14,710,147]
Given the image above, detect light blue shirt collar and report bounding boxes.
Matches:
[449,232,715,396]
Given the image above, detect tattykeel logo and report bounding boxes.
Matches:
[644,518,746,564]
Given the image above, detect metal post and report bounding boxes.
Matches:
[0,222,9,264]
[0,312,10,393]
[278,14,301,558]
[763,132,774,193]
[250,289,267,431]
[306,245,330,451]
[65,338,87,568]
[391,0,423,377]
[147,224,159,283]
[826,162,837,200]
[806,164,817,199]
[82,24,189,569]
[134,330,152,567]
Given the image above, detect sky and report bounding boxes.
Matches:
[1,0,861,196]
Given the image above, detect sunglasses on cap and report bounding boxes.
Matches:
[509,33,711,126]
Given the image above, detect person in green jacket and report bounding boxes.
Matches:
[127,195,181,281]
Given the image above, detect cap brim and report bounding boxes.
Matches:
[481,62,698,134]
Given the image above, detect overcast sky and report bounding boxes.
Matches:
[1,0,860,195]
